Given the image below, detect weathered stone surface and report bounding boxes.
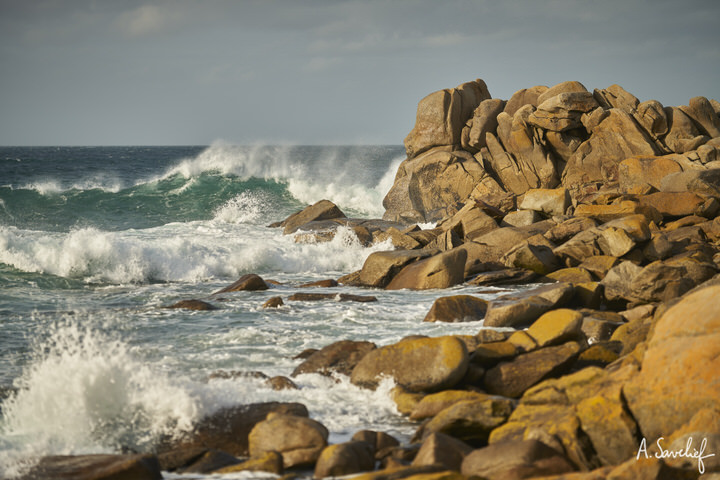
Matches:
[546,267,595,284]
[538,81,590,105]
[483,283,575,328]
[637,99,669,139]
[287,292,377,302]
[351,336,469,392]
[386,248,467,290]
[544,216,598,244]
[461,439,574,479]
[441,200,499,240]
[679,96,720,138]
[262,296,284,308]
[181,450,241,474]
[468,268,539,286]
[314,441,375,478]
[279,200,346,234]
[563,109,659,189]
[352,430,400,456]
[603,260,695,304]
[412,433,473,471]
[502,209,543,227]
[462,98,506,152]
[358,250,432,288]
[618,155,682,193]
[214,451,283,475]
[423,295,488,323]
[166,299,218,311]
[349,465,454,480]
[504,85,549,117]
[659,169,720,197]
[664,106,709,154]
[484,341,583,398]
[168,402,308,457]
[528,91,599,132]
[503,240,559,275]
[418,397,515,444]
[215,273,269,293]
[405,79,491,159]
[409,390,494,421]
[520,187,571,216]
[20,454,163,480]
[625,285,720,441]
[527,309,584,348]
[638,191,707,218]
[383,147,490,223]
[597,227,637,257]
[292,340,376,377]
[574,201,662,224]
[298,279,339,288]
[248,413,328,468]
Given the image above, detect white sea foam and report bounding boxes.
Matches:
[18,177,125,195]
[0,222,392,284]
[212,191,268,224]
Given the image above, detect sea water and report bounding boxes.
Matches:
[0,144,513,478]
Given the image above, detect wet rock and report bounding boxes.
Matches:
[166,299,218,311]
[314,441,375,478]
[19,454,163,480]
[213,451,283,475]
[351,336,469,392]
[277,199,346,234]
[484,341,583,398]
[287,292,378,302]
[461,439,574,479]
[182,450,241,474]
[215,273,269,293]
[298,279,338,288]
[292,340,376,377]
[416,397,515,445]
[266,376,297,390]
[358,250,433,288]
[386,248,467,290]
[624,284,720,441]
[248,413,328,468]
[411,432,473,470]
[423,295,488,323]
[262,296,284,308]
[483,283,574,328]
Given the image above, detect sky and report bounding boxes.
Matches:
[1,0,719,146]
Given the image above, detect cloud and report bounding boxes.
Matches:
[116,4,187,37]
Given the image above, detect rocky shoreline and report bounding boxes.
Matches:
[22,79,720,479]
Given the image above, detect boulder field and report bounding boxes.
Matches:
[27,79,720,480]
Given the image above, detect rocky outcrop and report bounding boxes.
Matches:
[248,413,329,468]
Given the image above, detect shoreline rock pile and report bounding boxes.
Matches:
[21,79,720,480]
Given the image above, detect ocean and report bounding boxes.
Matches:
[0,144,512,478]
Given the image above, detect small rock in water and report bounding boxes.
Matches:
[298,279,339,288]
[262,296,284,308]
[215,274,269,293]
[165,299,218,311]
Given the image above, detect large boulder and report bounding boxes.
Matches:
[382,147,491,223]
[417,398,515,444]
[358,249,432,288]
[278,200,346,235]
[527,91,599,132]
[679,96,720,138]
[404,79,491,159]
[248,413,329,468]
[519,187,570,216]
[461,98,506,152]
[350,336,469,392]
[504,85,549,117]
[20,454,162,480]
[292,340,376,377]
[483,283,575,328]
[385,248,467,290]
[411,432,473,471]
[423,295,488,323]
[618,155,683,193]
[624,284,720,440]
[663,106,709,154]
[461,440,574,479]
[314,441,375,478]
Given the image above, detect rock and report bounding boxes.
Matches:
[597,227,637,257]
[423,295,488,323]
[660,169,720,197]
[440,200,498,241]
[528,91,599,132]
[606,456,698,479]
[574,342,622,369]
[19,454,163,480]
[484,341,583,398]
[266,376,297,391]
[409,390,494,421]
[424,229,462,251]
[262,296,284,308]
[546,267,595,284]
[502,209,543,227]
[503,240,559,275]
[679,96,720,138]
[504,85,549,117]
[348,464,453,480]
[563,109,659,190]
[350,336,469,392]
[544,216,598,244]
[637,99,670,139]
[298,279,338,288]
[526,309,584,348]
[638,191,707,218]
[461,439,574,479]
[276,200,346,235]
[386,248,467,290]
[581,314,623,343]
[574,201,662,224]
[538,80,589,104]
[287,292,377,302]
[248,413,328,468]
[214,451,283,475]
[215,273,269,293]
[664,106,709,153]
[352,430,400,456]
[618,155,683,193]
[181,450,241,474]
[603,260,695,304]
[624,285,720,441]
[358,250,432,288]
[168,402,308,457]
[391,386,425,416]
[412,432,473,470]
[519,187,571,216]
[483,283,575,328]
[314,441,375,478]
[467,268,539,286]
[166,299,218,311]
[386,227,422,250]
[292,340,376,377]
[461,98,506,152]
[404,79,491,159]
[417,397,515,444]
